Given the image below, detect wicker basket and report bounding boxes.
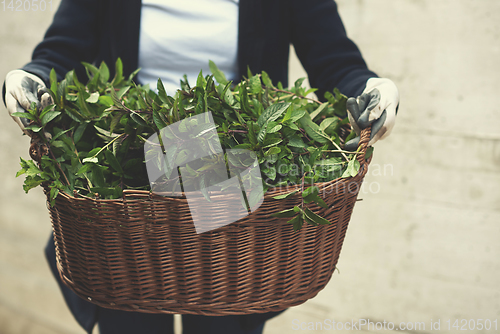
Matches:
[41,127,372,316]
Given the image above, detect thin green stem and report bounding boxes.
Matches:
[316,131,349,162]
[70,136,93,193]
[322,149,362,155]
[267,86,322,104]
[86,133,126,160]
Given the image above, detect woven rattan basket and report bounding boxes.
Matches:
[39,127,372,316]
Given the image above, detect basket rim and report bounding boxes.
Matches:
[42,127,373,203]
[47,160,369,203]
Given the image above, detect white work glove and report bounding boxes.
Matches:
[4,69,53,134]
[344,77,399,151]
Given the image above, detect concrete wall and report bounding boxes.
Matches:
[0,1,499,333]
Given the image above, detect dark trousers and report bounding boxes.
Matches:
[98,308,266,334]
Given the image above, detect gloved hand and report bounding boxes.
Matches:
[4,69,53,134]
[344,77,399,151]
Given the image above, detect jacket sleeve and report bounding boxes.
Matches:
[21,0,103,85]
[290,0,377,99]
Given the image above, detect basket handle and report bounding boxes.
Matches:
[28,130,49,165]
[356,125,372,165]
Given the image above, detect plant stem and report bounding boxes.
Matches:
[322,149,361,155]
[298,128,312,142]
[34,122,71,188]
[86,133,126,160]
[267,86,322,104]
[49,149,71,187]
[300,173,305,210]
[316,131,350,162]
[71,136,93,193]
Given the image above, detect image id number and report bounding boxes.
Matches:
[446,319,498,331]
[2,0,53,11]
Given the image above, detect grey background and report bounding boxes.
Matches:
[1,0,499,333]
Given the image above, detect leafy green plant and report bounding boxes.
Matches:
[16,59,367,230]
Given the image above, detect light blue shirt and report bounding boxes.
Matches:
[137,0,239,94]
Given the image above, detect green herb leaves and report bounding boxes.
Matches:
[271,185,330,231]
[17,60,367,231]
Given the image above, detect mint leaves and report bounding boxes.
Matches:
[17,60,365,230]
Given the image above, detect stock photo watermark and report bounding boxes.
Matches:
[292,318,498,332]
[144,111,264,234]
[1,0,53,11]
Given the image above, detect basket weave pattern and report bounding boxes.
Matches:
[44,128,371,315]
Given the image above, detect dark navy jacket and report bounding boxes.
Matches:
[19,0,376,99]
[13,0,377,332]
